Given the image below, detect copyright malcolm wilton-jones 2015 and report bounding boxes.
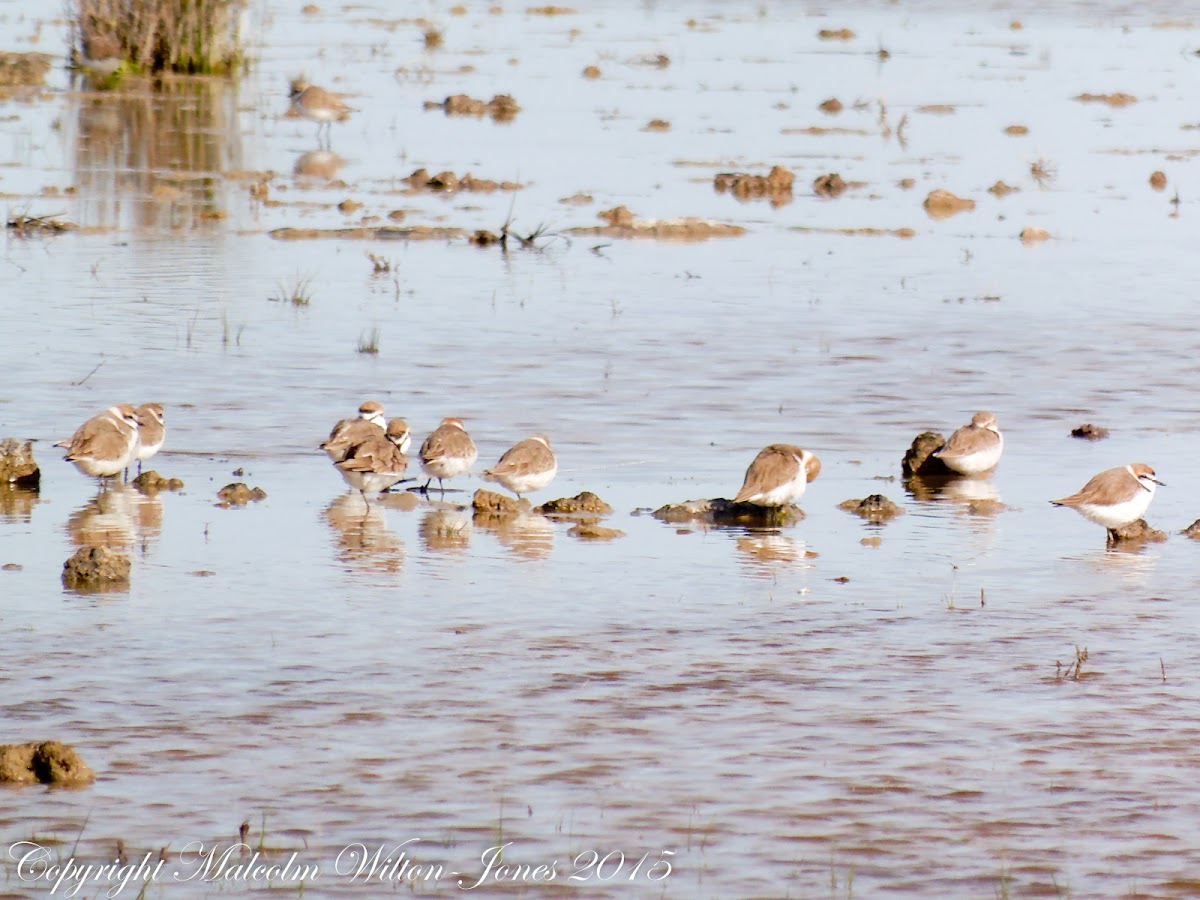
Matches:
[8,838,674,896]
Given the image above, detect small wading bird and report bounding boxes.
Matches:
[734,444,822,507]
[933,411,1003,475]
[419,417,478,493]
[335,419,411,504]
[132,402,165,476]
[1051,463,1163,541]
[321,401,390,463]
[57,405,143,486]
[288,77,353,145]
[482,434,557,499]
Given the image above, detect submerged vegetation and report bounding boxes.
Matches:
[71,0,247,77]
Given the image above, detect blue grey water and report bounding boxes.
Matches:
[1,0,1199,896]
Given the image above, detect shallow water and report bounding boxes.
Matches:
[2,0,1200,896]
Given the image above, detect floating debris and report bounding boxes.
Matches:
[1020,226,1051,243]
[1074,92,1136,107]
[269,225,466,241]
[403,168,522,193]
[713,165,794,201]
[6,213,77,236]
[923,189,975,218]
[813,172,847,198]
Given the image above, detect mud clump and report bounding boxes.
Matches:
[1181,519,1200,540]
[568,522,625,540]
[818,97,843,114]
[1109,519,1167,544]
[537,492,613,516]
[0,741,95,787]
[839,494,905,522]
[1071,424,1109,441]
[988,180,1020,197]
[132,470,184,494]
[964,499,1005,516]
[403,168,522,194]
[924,189,975,218]
[0,438,39,488]
[217,483,267,506]
[818,28,855,40]
[714,166,795,202]
[472,488,526,514]
[1004,124,1029,135]
[0,52,52,89]
[902,432,949,477]
[1074,92,1136,107]
[424,93,520,122]
[568,206,745,241]
[1020,226,1051,243]
[62,546,131,591]
[582,65,601,79]
[652,498,804,526]
[813,173,847,198]
[270,225,466,242]
[1150,170,1167,190]
[643,118,670,131]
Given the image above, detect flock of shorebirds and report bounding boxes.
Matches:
[53,404,1164,540]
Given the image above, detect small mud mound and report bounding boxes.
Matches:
[839,494,905,522]
[1150,171,1167,191]
[653,498,804,526]
[568,522,625,540]
[537,492,613,516]
[472,488,526,514]
[0,438,39,488]
[988,180,1020,197]
[818,28,855,40]
[924,189,975,218]
[1071,424,1109,441]
[217,483,267,506]
[818,97,843,114]
[813,173,847,198]
[568,206,745,241]
[713,166,794,202]
[424,93,520,121]
[902,432,949,477]
[1109,519,1167,544]
[62,546,131,591]
[1181,519,1200,540]
[1074,92,1136,107]
[403,168,522,194]
[0,741,95,787]
[132,470,184,494]
[1020,226,1051,243]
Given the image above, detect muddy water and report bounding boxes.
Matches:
[3,0,1200,896]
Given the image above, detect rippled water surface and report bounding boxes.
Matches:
[3,0,1200,896]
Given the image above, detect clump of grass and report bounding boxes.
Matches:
[357,326,381,354]
[71,0,246,77]
[1030,156,1057,187]
[270,274,314,307]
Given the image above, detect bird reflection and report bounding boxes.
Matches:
[419,506,472,555]
[735,531,814,577]
[294,149,345,180]
[473,510,555,560]
[66,483,162,553]
[322,494,405,576]
[0,485,40,523]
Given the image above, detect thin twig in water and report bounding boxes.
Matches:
[72,360,105,386]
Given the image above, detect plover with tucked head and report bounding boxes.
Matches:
[289,78,353,144]
[335,419,411,503]
[482,434,557,499]
[934,411,1004,475]
[133,403,165,475]
[1051,463,1163,541]
[733,444,821,507]
[56,405,142,484]
[419,417,478,493]
[321,401,387,462]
